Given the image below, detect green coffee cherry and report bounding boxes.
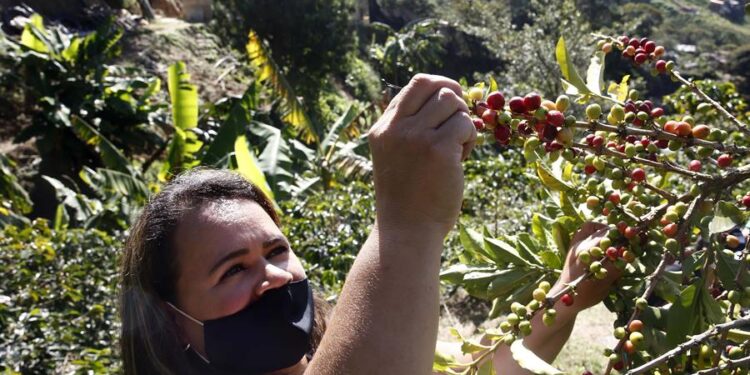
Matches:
[586,104,602,120]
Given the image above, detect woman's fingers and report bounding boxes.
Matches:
[410,86,470,130]
[388,74,463,119]
[435,111,477,158]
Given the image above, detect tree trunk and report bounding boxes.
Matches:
[138,0,155,19]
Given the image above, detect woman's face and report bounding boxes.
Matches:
[170,198,306,362]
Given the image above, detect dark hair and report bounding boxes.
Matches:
[119,169,328,375]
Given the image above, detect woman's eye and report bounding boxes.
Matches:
[221,264,244,280]
[266,246,288,259]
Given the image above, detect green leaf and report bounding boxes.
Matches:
[550,221,571,260]
[666,282,701,347]
[459,226,495,264]
[489,76,499,93]
[532,214,548,247]
[161,62,202,180]
[439,264,495,285]
[555,37,590,97]
[202,92,254,166]
[320,104,358,159]
[538,250,562,270]
[20,14,49,53]
[607,75,630,102]
[536,163,574,193]
[585,51,606,95]
[510,339,564,375]
[484,237,529,266]
[716,250,745,290]
[433,348,461,373]
[70,116,130,173]
[234,135,275,202]
[168,62,199,131]
[487,268,533,299]
[246,30,318,143]
[478,359,496,375]
[710,201,744,234]
[511,234,543,266]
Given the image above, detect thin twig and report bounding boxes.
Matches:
[626,315,750,375]
[670,71,750,137]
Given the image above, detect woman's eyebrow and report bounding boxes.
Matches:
[262,236,287,248]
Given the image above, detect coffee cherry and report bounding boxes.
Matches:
[523,93,542,111]
[539,281,552,293]
[742,195,750,208]
[500,321,513,333]
[482,108,498,125]
[542,312,555,327]
[634,53,647,64]
[533,288,547,302]
[614,327,626,339]
[663,223,678,238]
[624,226,638,240]
[636,298,648,310]
[546,110,565,127]
[494,125,511,144]
[628,319,643,332]
[518,321,532,336]
[527,300,540,311]
[586,104,602,121]
[561,293,574,306]
[608,192,621,205]
[689,160,702,172]
[556,128,573,145]
[718,154,733,168]
[472,118,485,131]
[587,196,601,209]
[486,91,505,110]
[654,45,665,57]
[507,313,520,325]
[606,246,619,260]
[692,124,710,139]
[610,105,625,123]
[509,96,526,113]
[555,95,570,112]
[728,345,743,359]
[629,331,644,346]
[578,250,592,264]
[665,238,680,253]
[595,268,608,279]
[468,87,484,101]
[727,235,740,249]
[631,168,646,182]
[655,59,667,73]
[675,121,692,137]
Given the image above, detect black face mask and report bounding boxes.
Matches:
[168,279,315,374]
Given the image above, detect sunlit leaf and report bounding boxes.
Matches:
[510,339,564,375]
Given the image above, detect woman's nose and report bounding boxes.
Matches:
[256,262,294,297]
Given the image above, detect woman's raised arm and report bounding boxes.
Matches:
[306,74,476,375]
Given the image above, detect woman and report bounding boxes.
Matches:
[119,74,618,374]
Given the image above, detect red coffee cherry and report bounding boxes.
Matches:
[561,293,574,306]
[718,154,733,168]
[689,160,702,172]
[631,168,646,182]
[523,93,542,111]
[486,91,505,111]
[509,96,527,113]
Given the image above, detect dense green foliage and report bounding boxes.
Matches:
[0,221,121,373]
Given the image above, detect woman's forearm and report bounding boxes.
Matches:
[307,223,446,375]
[491,283,581,374]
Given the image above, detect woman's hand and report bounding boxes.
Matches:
[555,222,622,312]
[368,74,476,237]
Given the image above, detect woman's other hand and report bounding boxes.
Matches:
[556,222,623,312]
[368,74,476,237]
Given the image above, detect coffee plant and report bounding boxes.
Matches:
[437,33,750,375]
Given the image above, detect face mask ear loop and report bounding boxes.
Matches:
[165,301,205,327]
[165,302,211,364]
